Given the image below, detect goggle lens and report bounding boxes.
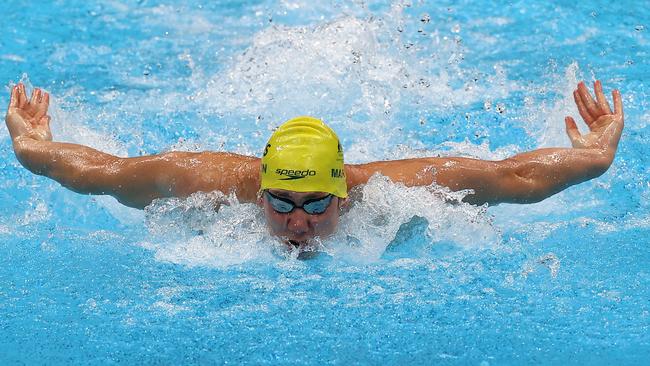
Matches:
[265,191,333,214]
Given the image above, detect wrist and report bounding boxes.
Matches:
[12,135,41,166]
[589,148,615,176]
[12,135,30,154]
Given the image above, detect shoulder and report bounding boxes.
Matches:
[165,151,261,202]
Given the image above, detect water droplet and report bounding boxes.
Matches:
[483,100,492,111]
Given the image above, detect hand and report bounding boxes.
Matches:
[565,80,624,155]
[5,83,52,142]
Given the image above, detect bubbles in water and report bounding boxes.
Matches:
[521,252,560,279]
[483,99,492,111]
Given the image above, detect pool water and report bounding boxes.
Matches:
[1,1,649,364]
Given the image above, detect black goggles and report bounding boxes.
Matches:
[264,191,333,215]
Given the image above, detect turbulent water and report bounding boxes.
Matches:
[1,1,649,364]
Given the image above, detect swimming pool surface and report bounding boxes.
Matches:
[1,1,649,364]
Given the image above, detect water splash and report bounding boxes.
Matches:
[520,62,581,148]
[325,175,499,263]
[139,174,500,268]
[142,191,277,267]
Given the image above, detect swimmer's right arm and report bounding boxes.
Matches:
[5,84,261,209]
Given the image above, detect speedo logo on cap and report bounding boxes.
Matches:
[275,168,316,180]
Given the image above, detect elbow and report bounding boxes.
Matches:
[498,161,555,204]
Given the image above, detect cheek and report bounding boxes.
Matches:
[312,207,339,235]
[263,205,286,233]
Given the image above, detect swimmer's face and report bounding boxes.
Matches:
[260,189,341,249]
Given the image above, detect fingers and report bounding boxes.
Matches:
[34,90,50,120]
[17,83,27,108]
[565,116,581,144]
[612,89,623,118]
[29,88,39,105]
[24,87,40,116]
[8,85,18,108]
[576,81,601,123]
[19,87,50,119]
[594,80,612,115]
[573,88,593,125]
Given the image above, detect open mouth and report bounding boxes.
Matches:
[287,239,304,248]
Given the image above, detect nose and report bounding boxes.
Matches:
[287,209,311,235]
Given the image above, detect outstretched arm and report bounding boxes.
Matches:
[5,84,261,208]
[345,80,624,205]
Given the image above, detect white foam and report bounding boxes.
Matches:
[190,13,520,157]
[142,191,279,267]
[137,174,499,267]
[323,175,499,263]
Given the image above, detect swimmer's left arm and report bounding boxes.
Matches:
[346,80,624,205]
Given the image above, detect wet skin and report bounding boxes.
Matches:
[259,189,342,249]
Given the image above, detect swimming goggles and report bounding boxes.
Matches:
[264,191,333,215]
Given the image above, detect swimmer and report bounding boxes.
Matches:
[5,81,624,249]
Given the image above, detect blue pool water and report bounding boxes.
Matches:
[1,1,649,364]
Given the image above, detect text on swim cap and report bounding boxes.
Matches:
[276,168,316,180]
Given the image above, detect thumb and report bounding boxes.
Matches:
[565,116,581,143]
[8,85,19,108]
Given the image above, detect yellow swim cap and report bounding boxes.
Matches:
[260,116,347,198]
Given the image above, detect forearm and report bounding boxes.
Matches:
[12,136,119,195]
[499,147,612,204]
[347,147,613,205]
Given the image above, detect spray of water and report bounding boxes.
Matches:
[139,175,498,267]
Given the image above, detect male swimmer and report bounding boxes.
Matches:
[5,81,624,249]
